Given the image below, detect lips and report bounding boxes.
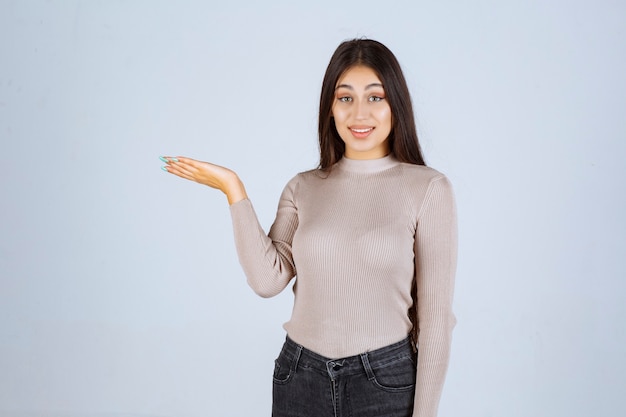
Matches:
[349,126,374,139]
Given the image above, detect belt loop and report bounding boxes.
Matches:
[359,353,375,381]
[291,345,303,374]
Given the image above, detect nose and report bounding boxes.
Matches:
[354,99,368,120]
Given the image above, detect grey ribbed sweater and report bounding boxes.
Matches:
[229,154,457,417]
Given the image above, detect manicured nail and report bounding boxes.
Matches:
[171,157,179,162]
[159,156,168,163]
[161,166,168,172]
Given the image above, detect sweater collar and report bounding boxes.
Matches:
[335,153,400,174]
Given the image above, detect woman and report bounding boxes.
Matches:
[161,39,457,417]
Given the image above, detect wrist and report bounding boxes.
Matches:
[223,174,248,205]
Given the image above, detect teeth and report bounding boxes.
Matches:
[352,128,372,133]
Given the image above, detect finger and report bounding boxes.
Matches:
[162,156,199,171]
[166,162,196,179]
[159,155,180,164]
[172,163,200,179]
[160,156,192,175]
[164,165,196,182]
[177,157,210,172]
[174,156,194,164]
[172,156,206,170]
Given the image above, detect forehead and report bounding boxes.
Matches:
[336,65,383,87]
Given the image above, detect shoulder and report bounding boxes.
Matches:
[395,164,456,215]
[279,167,325,199]
[397,163,451,186]
[287,167,328,186]
[296,167,325,178]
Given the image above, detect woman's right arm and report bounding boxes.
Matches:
[230,178,298,297]
[161,156,297,297]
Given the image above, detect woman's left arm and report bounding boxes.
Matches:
[412,175,458,417]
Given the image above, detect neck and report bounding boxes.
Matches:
[336,153,399,173]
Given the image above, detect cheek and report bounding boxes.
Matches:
[378,111,393,133]
[379,106,392,125]
[331,110,347,128]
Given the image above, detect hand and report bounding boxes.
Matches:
[160,156,248,205]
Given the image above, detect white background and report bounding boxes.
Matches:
[1,1,625,416]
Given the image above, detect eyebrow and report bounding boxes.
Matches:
[335,83,384,91]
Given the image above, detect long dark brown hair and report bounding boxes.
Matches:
[318,39,426,170]
[318,39,425,347]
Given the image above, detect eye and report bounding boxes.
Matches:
[337,96,352,102]
[369,96,384,102]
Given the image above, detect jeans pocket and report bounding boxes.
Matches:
[369,354,416,392]
[272,349,297,385]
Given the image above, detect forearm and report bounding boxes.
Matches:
[230,199,296,297]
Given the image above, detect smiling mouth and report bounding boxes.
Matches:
[350,127,374,133]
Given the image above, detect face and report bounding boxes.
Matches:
[332,65,392,160]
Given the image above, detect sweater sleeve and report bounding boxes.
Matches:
[412,175,458,417]
[228,176,299,298]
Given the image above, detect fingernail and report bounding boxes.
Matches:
[159,156,168,163]
[161,166,168,172]
[171,157,179,162]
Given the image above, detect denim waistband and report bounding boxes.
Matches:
[280,335,415,379]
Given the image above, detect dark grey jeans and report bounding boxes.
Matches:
[272,335,416,417]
